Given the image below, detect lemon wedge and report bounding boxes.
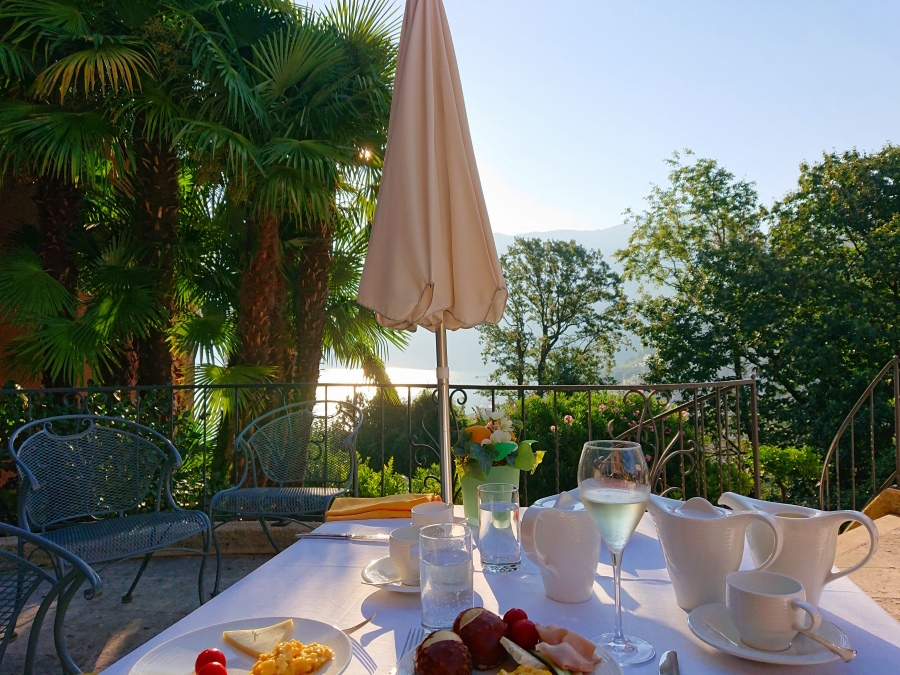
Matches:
[222,619,294,657]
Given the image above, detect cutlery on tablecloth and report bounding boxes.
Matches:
[798,629,856,662]
[658,650,681,675]
[341,614,375,635]
[295,533,390,542]
[388,627,425,675]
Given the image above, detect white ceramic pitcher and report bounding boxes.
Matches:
[718,492,879,606]
[521,492,600,603]
[648,494,784,611]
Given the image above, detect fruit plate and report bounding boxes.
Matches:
[129,617,351,675]
[395,644,623,675]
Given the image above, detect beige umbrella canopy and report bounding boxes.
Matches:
[358,0,507,502]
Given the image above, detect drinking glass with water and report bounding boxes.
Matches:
[419,523,474,629]
[477,482,521,572]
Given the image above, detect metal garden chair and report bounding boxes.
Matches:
[0,521,101,674]
[7,415,214,607]
[210,400,363,594]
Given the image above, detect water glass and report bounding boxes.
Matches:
[477,482,521,572]
[419,523,474,629]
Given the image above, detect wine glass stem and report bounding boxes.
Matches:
[611,549,627,646]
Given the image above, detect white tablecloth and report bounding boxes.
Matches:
[103,509,900,674]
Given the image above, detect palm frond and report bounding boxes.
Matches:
[3,314,116,387]
[1,0,90,37]
[0,247,75,323]
[187,362,276,420]
[170,308,237,363]
[79,237,166,340]
[33,37,155,101]
[0,100,122,183]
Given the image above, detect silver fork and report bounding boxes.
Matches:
[389,627,425,674]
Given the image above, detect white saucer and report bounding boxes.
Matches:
[361,556,421,593]
[688,602,851,665]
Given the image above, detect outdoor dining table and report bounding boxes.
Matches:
[103,506,900,674]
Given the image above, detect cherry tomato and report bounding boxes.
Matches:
[503,607,528,627]
[510,619,540,651]
[195,648,227,672]
[197,662,228,675]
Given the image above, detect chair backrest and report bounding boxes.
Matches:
[0,522,100,667]
[239,400,363,487]
[7,416,180,531]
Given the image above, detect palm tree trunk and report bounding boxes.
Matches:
[292,221,332,400]
[132,132,180,385]
[235,211,286,374]
[33,176,82,388]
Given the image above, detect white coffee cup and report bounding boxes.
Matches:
[389,524,421,585]
[412,501,454,527]
[726,570,821,652]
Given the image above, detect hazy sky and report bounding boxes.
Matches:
[308,0,898,235]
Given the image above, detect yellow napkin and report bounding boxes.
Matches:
[325,493,438,521]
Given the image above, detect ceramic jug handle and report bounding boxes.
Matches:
[743,512,784,570]
[520,508,552,572]
[825,511,879,584]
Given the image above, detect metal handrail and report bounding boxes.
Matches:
[819,356,900,510]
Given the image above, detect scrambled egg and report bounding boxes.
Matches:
[250,640,334,675]
[498,667,551,675]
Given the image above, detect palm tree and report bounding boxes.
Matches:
[180,0,400,392]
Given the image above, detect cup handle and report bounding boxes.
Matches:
[791,599,822,632]
[742,512,784,571]
[824,511,879,584]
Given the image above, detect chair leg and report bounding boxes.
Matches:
[211,518,224,597]
[49,570,87,675]
[122,553,153,604]
[198,528,212,604]
[258,518,282,553]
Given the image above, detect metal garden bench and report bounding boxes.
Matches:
[0,522,101,674]
[210,400,363,594]
[7,415,214,607]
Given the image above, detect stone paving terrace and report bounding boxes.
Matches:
[2,517,899,674]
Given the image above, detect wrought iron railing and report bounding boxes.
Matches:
[0,377,759,520]
[820,356,900,511]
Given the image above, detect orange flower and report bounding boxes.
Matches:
[465,425,492,444]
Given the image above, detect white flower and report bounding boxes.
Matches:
[488,410,506,422]
[489,429,512,444]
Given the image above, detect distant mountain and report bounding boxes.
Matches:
[383,224,649,384]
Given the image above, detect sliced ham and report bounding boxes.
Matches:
[535,624,602,673]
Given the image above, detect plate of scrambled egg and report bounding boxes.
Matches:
[129,617,351,675]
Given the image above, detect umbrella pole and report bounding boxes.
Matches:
[436,324,454,504]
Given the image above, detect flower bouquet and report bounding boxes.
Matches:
[453,408,545,479]
[453,408,544,521]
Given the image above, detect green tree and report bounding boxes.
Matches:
[479,237,624,385]
[617,150,767,384]
[765,145,900,448]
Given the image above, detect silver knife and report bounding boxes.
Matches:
[658,650,681,675]
[295,532,390,541]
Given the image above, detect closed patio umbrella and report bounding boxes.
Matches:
[358,0,507,503]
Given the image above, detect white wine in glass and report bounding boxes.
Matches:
[578,440,654,666]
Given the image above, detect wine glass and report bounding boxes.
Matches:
[578,440,654,666]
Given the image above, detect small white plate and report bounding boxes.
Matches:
[395,644,622,674]
[129,617,351,674]
[362,556,421,593]
[688,602,851,665]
